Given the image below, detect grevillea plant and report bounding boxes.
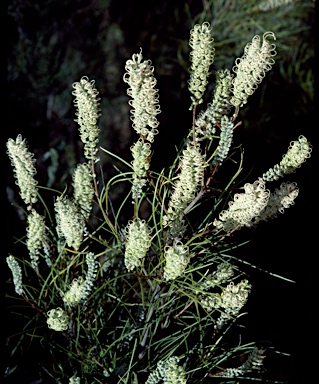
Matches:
[5,22,312,383]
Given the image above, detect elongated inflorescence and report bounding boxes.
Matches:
[260,135,312,181]
[6,255,24,296]
[188,22,215,108]
[26,209,47,269]
[7,135,38,208]
[231,32,277,107]
[123,50,161,143]
[54,196,87,251]
[146,356,187,384]
[72,162,94,220]
[72,76,101,161]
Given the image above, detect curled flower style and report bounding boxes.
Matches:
[201,262,235,291]
[26,209,47,269]
[131,139,151,200]
[6,255,24,296]
[55,196,87,251]
[72,76,101,161]
[260,135,312,182]
[188,22,215,108]
[72,162,94,220]
[231,32,277,107]
[47,307,69,332]
[124,219,152,271]
[213,181,270,232]
[212,115,234,166]
[7,135,38,208]
[146,356,187,384]
[123,50,161,143]
[163,242,190,281]
[215,279,252,329]
[254,181,299,223]
[163,144,204,240]
[63,277,85,307]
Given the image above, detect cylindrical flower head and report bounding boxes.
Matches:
[80,252,99,302]
[212,115,234,166]
[26,209,46,269]
[231,32,277,107]
[163,242,190,281]
[260,135,312,182]
[72,76,101,161]
[164,144,205,227]
[124,219,152,271]
[47,307,69,331]
[188,22,215,109]
[214,181,270,232]
[221,279,251,316]
[72,162,94,220]
[254,181,299,223]
[7,135,38,208]
[131,139,151,200]
[55,196,87,251]
[6,255,24,295]
[123,50,161,143]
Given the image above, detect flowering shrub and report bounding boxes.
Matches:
[5,22,311,383]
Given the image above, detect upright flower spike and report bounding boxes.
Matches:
[80,252,99,302]
[212,115,234,166]
[7,135,38,208]
[26,209,47,269]
[72,162,94,220]
[130,139,151,200]
[188,22,215,109]
[72,76,101,162]
[6,255,24,295]
[123,49,161,143]
[163,242,190,281]
[124,219,152,271]
[54,196,87,251]
[231,32,277,107]
[163,143,205,241]
[260,135,312,182]
[195,69,233,139]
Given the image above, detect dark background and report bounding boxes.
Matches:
[3,0,317,382]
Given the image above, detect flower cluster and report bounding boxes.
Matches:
[63,277,85,307]
[188,22,215,108]
[260,135,312,181]
[54,196,87,251]
[123,50,161,143]
[72,162,94,220]
[47,307,69,332]
[212,115,234,166]
[231,32,277,107]
[6,255,24,296]
[6,135,38,208]
[213,181,270,232]
[200,262,235,291]
[72,76,101,161]
[130,139,151,200]
[255,181,299,223]
[146,356,187,384]
[195,69,233,139]
[26,209,47,269]
[215,279,252,329]
[163,144,204,240]
[124,219,152,271]
[163,242,190,281]
[259,0,294,11]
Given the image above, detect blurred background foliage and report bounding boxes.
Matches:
[5,0,315,382]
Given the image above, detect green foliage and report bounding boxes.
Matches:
[5,17,312,384]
